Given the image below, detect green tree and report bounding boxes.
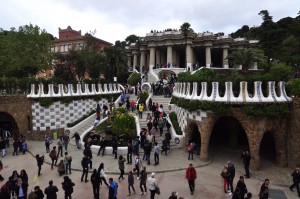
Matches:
[227,48,267,71]
[180,22,193,69]
[0,24,53,78]
[125,34,139,46]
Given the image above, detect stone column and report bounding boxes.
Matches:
[149,47,155,72]
[186,44,192,70]
[127,55,132,70]
[140,51,146,72]
[205,46,211,68]
[133,53,138,71]
[167,45,173,67]
[156,49,160,68]
[222,47,229,68]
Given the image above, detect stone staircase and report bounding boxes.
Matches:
[138,95,181,151]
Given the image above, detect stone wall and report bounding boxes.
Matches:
[0,95,32,136]
[288,98,300,167]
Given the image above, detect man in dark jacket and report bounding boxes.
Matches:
[241,150,251,178]
[36,154,44,176]
[81,156,90,183]
[97,137,106,156]
[227,161,235,194]
[44,180,59,199]
[62,176,75,199]
[83,145,93,169]
[236,176,248,199]
[112,137,118,159]
[289,167,300,197]
[127,141,133,165]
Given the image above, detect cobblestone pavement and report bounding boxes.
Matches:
[0,140,297,199]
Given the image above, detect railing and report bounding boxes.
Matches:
[173,81,292,103]
[27,83,124,98]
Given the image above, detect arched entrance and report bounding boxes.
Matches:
[210,116,248,151]
[259,131,276,164]
[0,112,19,137]
[187,123,201,155]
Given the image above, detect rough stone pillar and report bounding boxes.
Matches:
[205,46,211,68]
[140,51,146,72]
[167,45,173,67]
[149,47,155,72]
[222,47,229,68]
[186,44,192,70]
[248,131,264,170]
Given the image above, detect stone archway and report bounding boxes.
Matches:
[185,122,201,155]
[259,131,276,164]
[0,112,19,136]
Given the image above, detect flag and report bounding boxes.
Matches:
[33,174,38,185]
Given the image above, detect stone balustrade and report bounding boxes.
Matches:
[172,81,292,103]
[27,83,124,98]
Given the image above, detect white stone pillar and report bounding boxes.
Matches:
[127,55,132,71]
[186,44,192,70]
[253,62,258,70]
[149,47,155,72]
[167,45,173,68]
[205,46,211,68]
[222,48,229,68]
[140,51,146,72]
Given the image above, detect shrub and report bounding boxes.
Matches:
[286,78,300,97]
[39,98,54,107]
[127,72,141,85]
[139,91,149,104]
[169,112,183,135]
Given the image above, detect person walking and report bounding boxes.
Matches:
[118,155,126,181]
[64,152,72,175]
[289,167,300,197]
[139,166,147,195]
[63,134,70,152]
[44,180,59,199]
[98,163,109,187]
[161,138,168,155]
[241,149,251,178]
[71,132,80,150]
[44,134,51,153]
[147,173,158,199]
[97,137,106,156]
[83,145,93,169]
[127,171,135,196]
[157,118,164,136]
[62,176,75,199]
[57,136,63,158]
[112,137,118,159]
[126,141,133,165]
[187,143,194,160]
[154,142,160,165]
[57,159,65,176]
[259,179,270,199]
[91,169,101,199]
[49,146,58,170]
[185,163,197,195]
[81,156,89,183]
[134,154,142,179]
[150,127,157,145]
[35,154,44,176]
[220,163,229,193]
[108,178,118,199]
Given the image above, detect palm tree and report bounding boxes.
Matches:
[227,48,267,71]
[180,22,193,70]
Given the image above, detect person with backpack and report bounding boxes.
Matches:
[64,152,72,175]
[108,178,118,199]
[185,163,197,195]
[49,146,58,170]
[91,169,101,199]
[62,176,75,199]
[134,154,142,179]
[227,161,236,195]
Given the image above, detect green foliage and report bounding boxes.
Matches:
[169,112,183,135]
[67,110,96,127]
[127,72,141,85]
[111,108,136,137]
[139,91,149,103]
[243,104,289,118]
[286,78,300,97]
[0,24,53,78]
[60,97,73,105]
[268,63,293,82]
[39,98,54,107]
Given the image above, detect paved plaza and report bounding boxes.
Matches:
[0,140,297,199]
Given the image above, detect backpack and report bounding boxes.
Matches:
[67,156,72,162]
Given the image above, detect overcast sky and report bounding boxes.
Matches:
[1,0,299,44]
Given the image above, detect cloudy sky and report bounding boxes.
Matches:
[1,0,299,44]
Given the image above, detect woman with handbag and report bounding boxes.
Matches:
[147,172,159,199]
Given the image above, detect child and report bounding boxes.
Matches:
[220,164,229,193]
[22,141,27,154]
[127,171,135,196]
